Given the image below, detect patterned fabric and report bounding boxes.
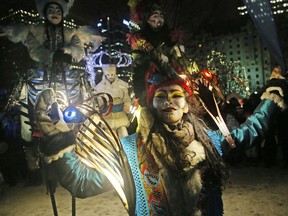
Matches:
[121,132,219,215]
[137,134,170,216]
[121,132,170,215]
[126,33,154,52]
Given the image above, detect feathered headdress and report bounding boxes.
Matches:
[128,0,162,25]
[144,55,194,105]
[136,47,236,147]
[35,0,75,17]
[145,59,236,148]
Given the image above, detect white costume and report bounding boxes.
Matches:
[26,24,84,68]
[0,0,104,185]
[94,64,131,138]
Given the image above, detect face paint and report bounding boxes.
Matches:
[102,65,117,84]
[105,73,116,83]
[46,4,62,25]
[147,10,164,30]
[153,84,188,125]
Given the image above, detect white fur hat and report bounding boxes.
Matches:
[35,0,75,17]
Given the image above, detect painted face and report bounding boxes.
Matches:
[147,10,164,30]
[46,4,62,25]
[103,65,117,84]
[152,84,189,125]
[105,73,116,84]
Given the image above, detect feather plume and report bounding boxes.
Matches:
[76,26,106,52]
[0,24,30,44]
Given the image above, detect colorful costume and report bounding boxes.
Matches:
[33,1,288,215]
[34,84,286,215]
[126,2,188,106]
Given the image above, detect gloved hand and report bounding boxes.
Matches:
[194,79,218,117]
[262,78,288,110]
[52,49,72,64]
[34,88,76,163]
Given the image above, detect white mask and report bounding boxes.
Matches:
[102,64,117,84]
[46,4,62,25]
[147,10,164,30]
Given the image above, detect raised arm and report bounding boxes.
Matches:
[214,77,287,152]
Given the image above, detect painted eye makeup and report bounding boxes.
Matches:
[47,7,62,15]
[154,90,184,100]
[169,91,184,99]
[154,91,167,99]
[149,11,164,20]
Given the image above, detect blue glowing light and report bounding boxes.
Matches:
[63,106,86,123]
[122,19,129,26]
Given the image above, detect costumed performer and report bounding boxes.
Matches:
[1,0,84,186]
[94,64,131,138]
[33,51,288,215]
[126,0,192,106]
[0,0,104,186]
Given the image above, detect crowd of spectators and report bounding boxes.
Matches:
[221,92,288,168]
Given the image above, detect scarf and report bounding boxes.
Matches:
[138,108,206,215]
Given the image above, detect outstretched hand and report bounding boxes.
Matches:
[264,79,288,97]
[263,78,288,109]
[193,79,218,117]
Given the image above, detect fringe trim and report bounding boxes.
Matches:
[43,145,75,164]
[261,91,287,111]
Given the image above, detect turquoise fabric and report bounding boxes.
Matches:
[121,133,150,216]
[206,130,223,156]
[101,103,124,113]
[216,99,280,147]
[52,151,111,198]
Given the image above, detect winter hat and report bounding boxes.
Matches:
[36,0,75,18]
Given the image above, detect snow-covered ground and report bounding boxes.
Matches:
[1,166,288,216]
